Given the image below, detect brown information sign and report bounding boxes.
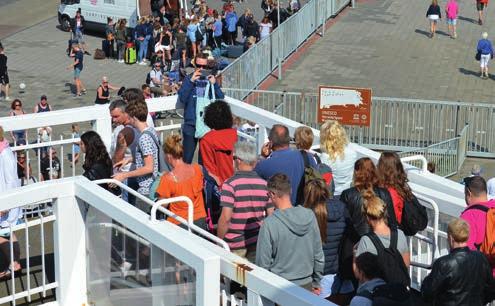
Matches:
[318,86,372,127]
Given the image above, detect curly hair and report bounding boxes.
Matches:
[377,152,413,201]
[81,131,112,171]
[320,120,349,161]
[204,100,233,130]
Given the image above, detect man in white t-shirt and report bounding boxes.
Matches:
[149,62,167,97]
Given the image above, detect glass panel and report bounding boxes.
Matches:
[85,206,196,306]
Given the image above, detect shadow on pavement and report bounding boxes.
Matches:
[459,67,481,77]
[458,15,478,24]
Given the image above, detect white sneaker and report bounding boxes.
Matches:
[5,96,10,101]
[139,61,147,66]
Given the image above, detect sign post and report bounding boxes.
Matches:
[318,86,372,127]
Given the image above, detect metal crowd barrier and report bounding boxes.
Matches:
[223,88,494,158]
[220,0,352,92]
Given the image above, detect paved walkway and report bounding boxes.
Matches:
[268,0,495,103]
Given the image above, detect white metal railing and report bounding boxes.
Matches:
[0,94,468,294]
[0,177,334,306]
[93,179,230,251]
[0,204,57,305]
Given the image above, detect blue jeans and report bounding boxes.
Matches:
[137,36,150,62]
[182,131,198,164]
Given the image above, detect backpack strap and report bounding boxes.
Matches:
[313,153,321,164]
[138,130,162,172]
[300,150,310,169]
[356,289,373,300]
[389,228,398,250]
[366,231,387,255]
[465,204,490,213]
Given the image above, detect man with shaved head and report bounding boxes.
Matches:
[254,124,317,205]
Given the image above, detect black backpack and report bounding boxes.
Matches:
[366,230,410,287]
[357,283,426,306]
[400,195,428,236]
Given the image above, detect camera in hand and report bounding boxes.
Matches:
[200,69,213,80]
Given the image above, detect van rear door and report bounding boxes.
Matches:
[137,0,151,17]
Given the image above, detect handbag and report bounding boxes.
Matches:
[476,51,481,61]
[195,82,216,139]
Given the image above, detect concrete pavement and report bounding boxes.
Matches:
[267,0,495,103]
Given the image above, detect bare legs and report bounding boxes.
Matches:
[0,234,21,278]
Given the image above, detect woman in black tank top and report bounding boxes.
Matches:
[95,84,110,104]
[94,77,119,104]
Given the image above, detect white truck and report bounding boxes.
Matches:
[57,0,182,32]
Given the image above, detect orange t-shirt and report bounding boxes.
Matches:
[156,164,206,225]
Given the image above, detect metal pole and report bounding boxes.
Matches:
[322,0,326,36]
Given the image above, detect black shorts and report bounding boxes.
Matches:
[0,72,9,85]
[477,1,486,11]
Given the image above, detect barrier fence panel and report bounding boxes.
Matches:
[224,88,495,157]
[220,0,351,92]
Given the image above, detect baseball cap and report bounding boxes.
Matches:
[40,95,47,101]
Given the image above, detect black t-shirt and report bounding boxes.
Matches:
[74,50,84,70]
[0,54,7,75]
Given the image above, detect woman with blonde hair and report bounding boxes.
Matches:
[355,196,410,286]
[135,16,151,65]
[156,134,207,230]
[187,16,201,58]
[319,120,357,196]
[304,179,349,300]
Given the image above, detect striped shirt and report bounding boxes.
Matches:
[220,171,274,250]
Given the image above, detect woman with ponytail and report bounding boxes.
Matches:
[336,158,397,299]
[304,179,350,300]
[156,134,207,230]
[355,196,410,284]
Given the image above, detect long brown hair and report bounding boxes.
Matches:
[353,157,379,202]
[377,152,413,201]
[304,179,329,243]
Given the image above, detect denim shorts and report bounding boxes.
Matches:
[447,18,457,25]
[74,67,81,78]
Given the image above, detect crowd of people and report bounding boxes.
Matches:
[3,77,495,304]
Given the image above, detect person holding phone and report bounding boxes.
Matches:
[178,53,225,164]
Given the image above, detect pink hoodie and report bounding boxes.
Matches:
[460,199,495,275]
[445,0,459,19]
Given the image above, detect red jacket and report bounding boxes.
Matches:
[200,128,237,185]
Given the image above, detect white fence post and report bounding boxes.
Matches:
[93,105,113,151]
[53,195,88,305]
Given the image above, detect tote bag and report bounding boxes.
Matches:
[195,82,216,139]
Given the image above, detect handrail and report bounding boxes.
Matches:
[92,179,230,251]
[151,196,194,227]
[409,193,440,271]
[400,155,428,173]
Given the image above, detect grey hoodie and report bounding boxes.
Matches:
[255,206,324,288]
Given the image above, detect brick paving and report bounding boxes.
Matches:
[268,0,495,103]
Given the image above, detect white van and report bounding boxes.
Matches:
[57,0,151,32]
